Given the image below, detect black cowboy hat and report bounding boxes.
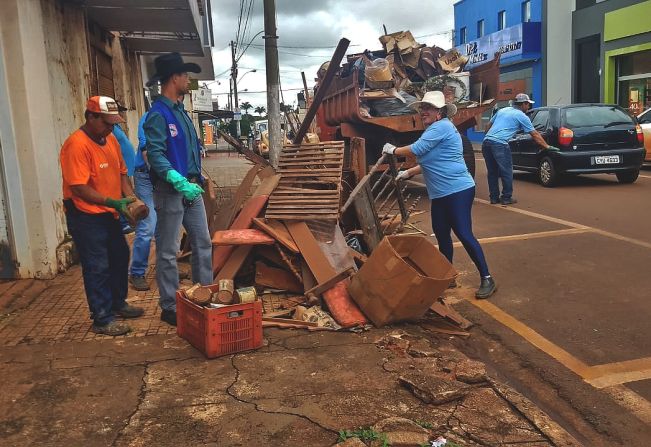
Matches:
[146,52,201,87]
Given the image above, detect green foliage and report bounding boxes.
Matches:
[338,427,389,446]
[240,101,253,114]
[254,105,266,116]
[415,420,433,429]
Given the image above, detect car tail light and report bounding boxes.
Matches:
[636,124,644,145]
[558,127,574,146]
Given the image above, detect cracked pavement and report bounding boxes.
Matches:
[0,326,578,446]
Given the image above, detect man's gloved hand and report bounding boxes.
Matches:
[165,169,204,201]
[546,145,560,152]
[395,170,412,181]
[382,143,397,155]
[105,197,135,215]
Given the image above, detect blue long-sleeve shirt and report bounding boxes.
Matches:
[143,96,201,178]
[134,112,148,170]
[112,124,136,176]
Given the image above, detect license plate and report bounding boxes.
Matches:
[594,155,620,165]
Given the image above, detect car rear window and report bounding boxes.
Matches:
[564,106,633,129]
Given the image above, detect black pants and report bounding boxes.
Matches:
[65,202,129,325]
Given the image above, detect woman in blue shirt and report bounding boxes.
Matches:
[383,91,496,299]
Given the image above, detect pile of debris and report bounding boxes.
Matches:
[181,132,470,339]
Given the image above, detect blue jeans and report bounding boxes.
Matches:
[65,204,129,325]
[430,187,490,278]
[153,181,213,312]
[482,140,513,201]
[129,170,157,277]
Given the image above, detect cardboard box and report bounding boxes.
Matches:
[348,235,456,327]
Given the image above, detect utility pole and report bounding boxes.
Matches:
[231,40,241,137]
[264,0,281,168]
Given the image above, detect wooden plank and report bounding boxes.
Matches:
[215,245,253,281]
[304,267,355,298]
[212,195,269,275]
[285,221,336,283]
[430,301,473,330]
[217,129,270,166]
[350,137,367,182]
[267,214,339,220]
[252,173,281,196]
[212,229,275,246]
[254,262,303,293]
[353,182,383,252]
[272,188,339,194]
[252,218,299,253]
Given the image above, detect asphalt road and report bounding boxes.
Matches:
[412,159,651,446]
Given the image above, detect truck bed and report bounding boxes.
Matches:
[321,54,501,135]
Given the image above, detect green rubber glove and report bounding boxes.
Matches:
[546,145,560,152]
[165,169,204,201]
[105,197,135,215]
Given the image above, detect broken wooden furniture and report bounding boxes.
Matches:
[265,141,345,221]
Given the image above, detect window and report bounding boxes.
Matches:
[459,27,467,44]
[522,1,531,22]
[498,10,506,31]
[564,106,633,129]
[531,110,550,131]
[477,19,484,38]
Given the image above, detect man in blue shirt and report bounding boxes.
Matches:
[128,111,156,291]
[144,53,212,327]
[112,122,136,233]
[482,93,554,205]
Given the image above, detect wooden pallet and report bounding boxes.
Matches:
[265,142,345,220]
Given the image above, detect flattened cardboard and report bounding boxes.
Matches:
[348,235,456,327]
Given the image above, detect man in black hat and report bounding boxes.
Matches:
[143,52,213,326]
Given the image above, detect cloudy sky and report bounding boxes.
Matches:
[208,0,456,111]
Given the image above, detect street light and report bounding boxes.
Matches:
[237,69,257,84]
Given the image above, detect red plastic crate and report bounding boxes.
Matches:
[176,291,263,358]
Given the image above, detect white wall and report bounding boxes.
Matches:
[545,0,575,105]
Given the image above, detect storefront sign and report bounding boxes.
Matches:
[191,87,213,112]
[456,23,540,70]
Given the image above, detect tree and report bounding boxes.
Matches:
[254,105,266,116]
[240,101,252,115]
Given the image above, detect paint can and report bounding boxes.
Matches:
[235,286,257,304]
[213,279,235,304]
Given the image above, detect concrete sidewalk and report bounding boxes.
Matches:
[0,155,580,446]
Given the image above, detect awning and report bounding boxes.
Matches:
[76,0,210,55]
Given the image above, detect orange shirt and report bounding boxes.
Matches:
[60,129,126,216]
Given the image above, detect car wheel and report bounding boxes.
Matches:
[616,169,639,184]
[460,134,476,178]
[538,156,558,187]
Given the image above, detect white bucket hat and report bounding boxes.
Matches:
[409,90,457,117]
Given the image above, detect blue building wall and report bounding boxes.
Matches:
[454,0,542,42]
[454,0,544,142]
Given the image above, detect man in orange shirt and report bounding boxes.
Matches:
[60,96,144,336]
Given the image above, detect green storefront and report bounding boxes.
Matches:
[603,1,651,114]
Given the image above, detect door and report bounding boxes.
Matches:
[0,132,16,278]
[520,109,550,167]
[575,35,600,103]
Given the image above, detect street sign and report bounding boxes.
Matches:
[192,87,213,112]
[233,108,242,121]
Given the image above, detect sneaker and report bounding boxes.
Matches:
[115,303,144,319]
[161,309,177,326]
[500,197,518,205]
[122,224,135,235]
[129,275,150,291]
[490,198,500,204]
[92,321,131,336]
[475,276,497,299]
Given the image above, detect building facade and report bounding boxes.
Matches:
[573,0,651,114]
[454,0,573,141]
[0,0,214,279]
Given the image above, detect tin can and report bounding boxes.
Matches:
[213,279,235,304]
[235,286,257,304]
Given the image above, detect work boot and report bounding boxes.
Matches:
[92,321,131,336]
[129,275,150,291]
[500,197,518,205]
[115,303,144,319]
[490,198,500,204]
[161,309,177,326]
[475,276,497,299]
